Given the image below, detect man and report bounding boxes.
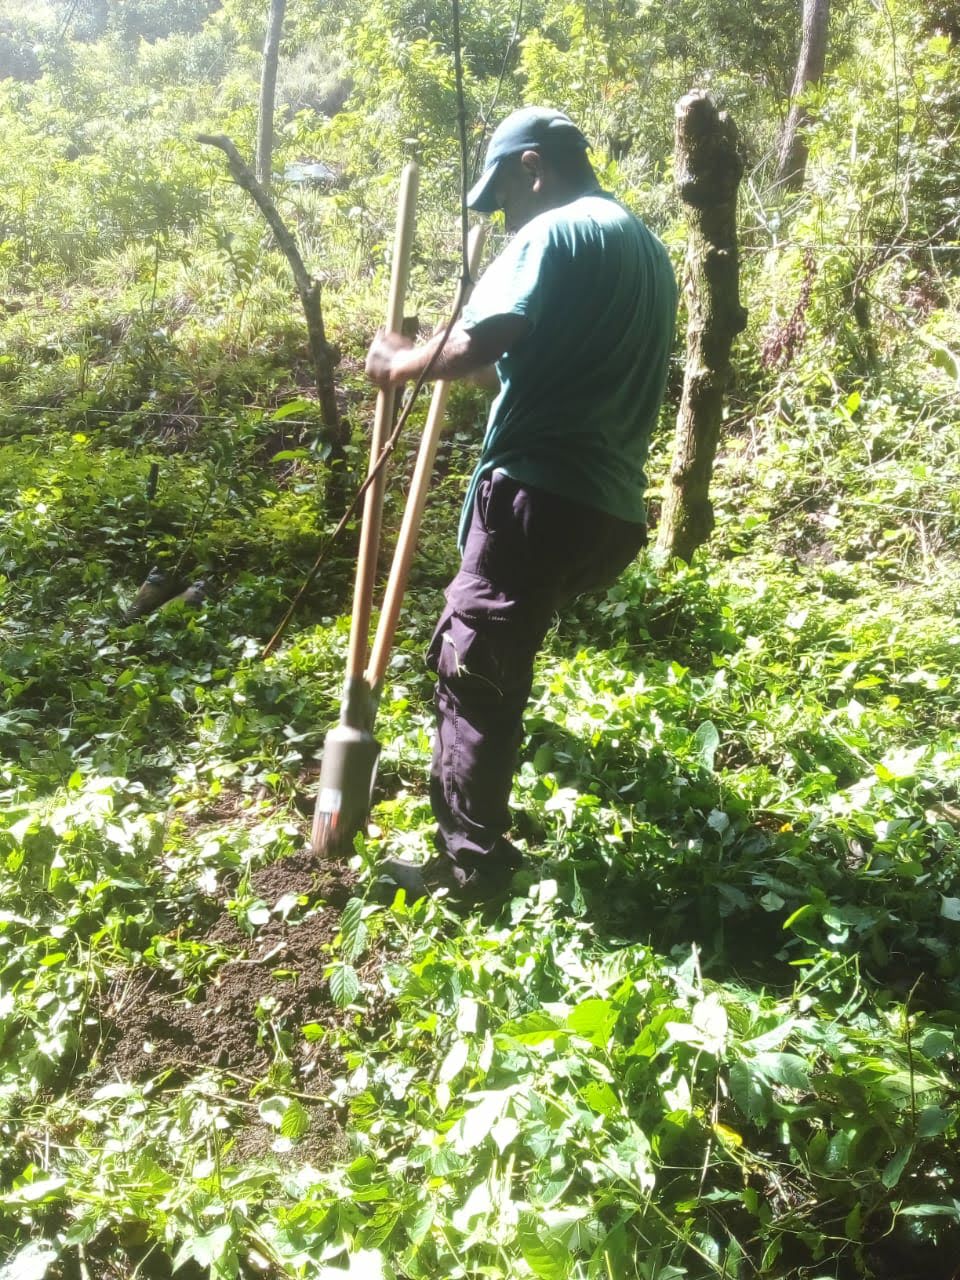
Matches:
[367,106,677,901]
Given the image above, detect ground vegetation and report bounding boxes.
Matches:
[0,0,958,1277]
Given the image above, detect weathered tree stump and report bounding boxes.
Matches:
[656,91,747,564]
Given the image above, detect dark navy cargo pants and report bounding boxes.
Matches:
[426,471,647,886]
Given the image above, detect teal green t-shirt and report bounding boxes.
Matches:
[458,190,677,550]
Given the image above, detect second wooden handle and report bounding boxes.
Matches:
[366,223,488,688]
[344,161,419,686]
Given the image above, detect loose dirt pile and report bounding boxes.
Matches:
[97,850,365,1087]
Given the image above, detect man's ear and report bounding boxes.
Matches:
[519,149,545,189]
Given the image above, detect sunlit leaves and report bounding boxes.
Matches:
[329,961,360,1007]
[0,3,958,1276]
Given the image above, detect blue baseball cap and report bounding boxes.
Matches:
[467,107,590,213]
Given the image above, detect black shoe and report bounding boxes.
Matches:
[375,853,520,907]
[375,858,433,903]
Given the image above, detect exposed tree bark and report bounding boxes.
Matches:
[255,0,286,191]
[775,0,831,191]
[656,91,747,564]
[197,133,342,443]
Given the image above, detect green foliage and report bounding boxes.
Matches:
[0,0,959,1276]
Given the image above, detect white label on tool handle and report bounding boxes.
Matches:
[318,789,342,815]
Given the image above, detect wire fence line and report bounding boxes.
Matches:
[0,404,323,426]
[736,242,960,254]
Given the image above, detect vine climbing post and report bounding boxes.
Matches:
[656,91,746,564]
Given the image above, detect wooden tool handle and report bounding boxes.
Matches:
[366,223,488,688]
[344,161,419,687]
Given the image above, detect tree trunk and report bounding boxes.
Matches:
[197,133,343,442]
[656,91,746,564]
[255,0,286,191]
[775,0,830,191]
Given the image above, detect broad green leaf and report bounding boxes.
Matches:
[456,997,479,1033]
[692,994,728,1051]
[875,745,925,782]
[364,1205,399,1249]
[173,1224,234,1270]
[712,1122,743,1149]
[566,998,616,1045]
[531,1171,573,1208]
[2,1176,67,1205]
[0,1242,59,1280]
[541,1206,600,1251]
[499,1010,566,1045]
[406,1198,435,1245]
[271,398,315,420]
[782,903,818,932]
[917,1106,953,1138]
[455,1091,505,1150]
[273,892,302,920]
[340,897,368,962]
[918,1029,954,1059]
[729,1061,770,1120]
[921,335,960,382]
[258,1096,289,1128]
[707,808,729,833]
[752,1051,811,1091]
[329,962,360,1007]
[490,1115,519,1152]
[845,1202,862,1241]
[826,1130,854,1172]
[610,1127,655,1190]
[881,1145,913,1189]
[900,1200,960,1220]
[720,877,760,914]
[518,1216,571,1280]
[246,900,270,927]
[270,448,310,461]
[451,1179,492,1232]
[693,720,720,771]
[438,1038,469,1084]
[281,1099,311,1139]
[580,1080,619,1117]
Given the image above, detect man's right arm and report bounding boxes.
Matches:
[365,313,529,389]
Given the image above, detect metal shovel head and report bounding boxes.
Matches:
[310,723,380,857]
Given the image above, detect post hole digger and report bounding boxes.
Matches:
[307,169,487,858]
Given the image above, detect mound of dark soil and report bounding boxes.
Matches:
[97,851,366,1087]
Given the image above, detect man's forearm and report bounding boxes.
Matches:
[366,312,528,390]
[384,325,486,386]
